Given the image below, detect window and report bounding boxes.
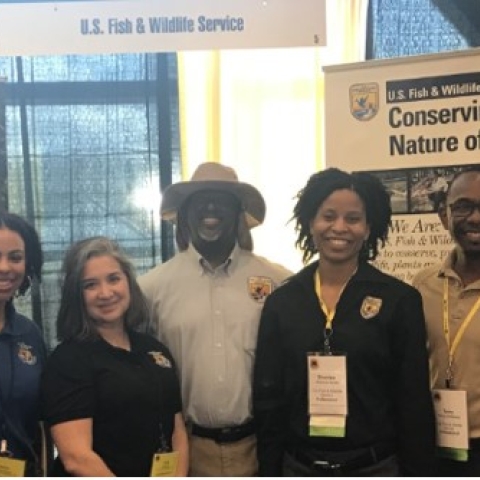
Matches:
[367,0,470,59]
[0,53,180,348]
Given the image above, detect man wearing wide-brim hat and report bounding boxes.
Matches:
[139,162,292,476]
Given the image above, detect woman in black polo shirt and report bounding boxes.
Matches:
[253,168,436,476]
[41,237,188,476]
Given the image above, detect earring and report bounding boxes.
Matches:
[15,275,32,298]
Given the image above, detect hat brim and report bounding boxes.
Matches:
[161,180,266,229]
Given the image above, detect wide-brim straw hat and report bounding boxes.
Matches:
[161,162,266,228]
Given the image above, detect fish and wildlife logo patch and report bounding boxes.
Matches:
[360,296,382,320]
[248,276,274,303]
[148,351,172,368]
[17,342,37,365]
[350,83,379,121]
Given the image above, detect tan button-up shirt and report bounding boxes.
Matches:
[413,249,480,438]
[138,244,292,428]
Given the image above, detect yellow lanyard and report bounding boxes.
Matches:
[443,277,480,388]
[314,269,356,330]
[315,270,335,329]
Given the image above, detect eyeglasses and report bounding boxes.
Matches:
[448,200,480,218]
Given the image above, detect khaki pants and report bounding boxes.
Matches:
[188,433,258,477]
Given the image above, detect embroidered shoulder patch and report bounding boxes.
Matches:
[360,296,382,319]
[248,276,274,303]
[148,351,172,368]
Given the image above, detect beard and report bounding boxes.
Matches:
[453,223,480,256]
[463,249,480,260]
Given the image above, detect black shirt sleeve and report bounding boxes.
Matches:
[41,342,95,427]
[253,295,288,476]
[390,287,437,476]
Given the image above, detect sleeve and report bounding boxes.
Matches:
[390,287,437,476]
[41,343,96,427]
[253,296,288,476]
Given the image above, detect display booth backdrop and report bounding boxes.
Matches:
[324,48,480,282]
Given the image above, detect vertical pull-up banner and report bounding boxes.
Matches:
[324,48,480,282]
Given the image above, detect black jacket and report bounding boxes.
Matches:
[253,261,436,476]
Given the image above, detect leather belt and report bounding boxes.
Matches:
[287,442,395,474]
[191,420,255,444]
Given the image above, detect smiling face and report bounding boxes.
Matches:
[310,188,370,267]
[0,228,26,306]
[445,171,480,257]
[82,254,131,328]
[186,190,241,252]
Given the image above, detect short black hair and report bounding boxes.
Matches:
[447,165,480,198]
[0,211,43,295]
[292,168,391,264]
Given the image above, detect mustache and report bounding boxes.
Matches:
[453,224,480,235]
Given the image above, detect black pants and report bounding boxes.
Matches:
[283,451,399,477]
[437,449,480,477]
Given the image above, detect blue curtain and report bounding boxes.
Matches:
[0,53,180,348]
[367,0,474,59]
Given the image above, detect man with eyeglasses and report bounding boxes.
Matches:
[413,165,480,476]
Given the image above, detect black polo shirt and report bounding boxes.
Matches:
[41,331,182,476]
[253,261,436,476]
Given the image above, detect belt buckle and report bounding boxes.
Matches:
[217,427,233,443]
[313,460,342,471]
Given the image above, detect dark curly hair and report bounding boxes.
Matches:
[293,168,391,264]
[0,210,43,296]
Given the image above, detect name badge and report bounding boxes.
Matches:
[308,353,348,437]
[0,457,26,477]
[150,451,179,477]
[432,389,469,462]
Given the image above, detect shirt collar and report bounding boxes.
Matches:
[438,248,463,281]
[1,302,28,337]
[293,260,390,290]
[438,247,480,288]
[187,243,239,275]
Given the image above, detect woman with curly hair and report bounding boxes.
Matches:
[0,211,45,476]
[253,168,436,476]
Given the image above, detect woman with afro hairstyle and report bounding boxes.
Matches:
[253,168,436,477]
